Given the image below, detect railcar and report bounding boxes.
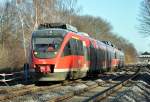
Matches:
[30,23,124,81]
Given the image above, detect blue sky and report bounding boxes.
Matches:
[78,0,150,52]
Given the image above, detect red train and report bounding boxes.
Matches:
[30,23,124,81]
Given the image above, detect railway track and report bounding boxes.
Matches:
[0,80,83,102]
[0,83,62,101]
[59,68,140,102]
[0,64,148,102]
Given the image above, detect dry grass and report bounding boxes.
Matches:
[0,44,25,72]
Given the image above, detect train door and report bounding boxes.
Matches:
[81,41,88,77]
[103,45,107,72]
[98,45,104,73]
[70,38,85,79]
[74,39,85,78]
[106,45,112,72]
[69,38,78,79]
[89,40,96,74]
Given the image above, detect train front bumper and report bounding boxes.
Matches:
[34,72,68,81]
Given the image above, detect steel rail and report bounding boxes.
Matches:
[0,84,61,101]
[0,79,81,102]
[83,68,140,102]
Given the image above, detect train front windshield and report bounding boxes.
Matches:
[32,37,63,58]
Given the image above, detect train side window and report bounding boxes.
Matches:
[83,46,88,60]
[65,38,84,56]
[64,41,71,56]
[115,52,117,59]
[112,50,115,59]
[76,40,84,55]
[70,39,77,55]
[87,47,90,60]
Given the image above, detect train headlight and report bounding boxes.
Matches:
[54,52,57,55]
[34,51,38,55]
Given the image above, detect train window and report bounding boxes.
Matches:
[114,52,116,59]
[64,41,71,56]
[70,39,77,55]
[64,39,77,56]
[76,40,84,55]
[111,50,115,59]
[33,37,62,51]
[82,41,88,61]
[63,38,84,56]
[32,36,63,58]
[87,47,90,61]
[89,41,96,69]
[69,39,84,55]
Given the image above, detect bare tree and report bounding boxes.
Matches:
[0,0,137,69]
[72,15,138,64]
[139,0,150,36]
[0,0,81,70]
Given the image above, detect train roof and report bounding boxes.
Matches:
[33,24,90,38]
[77,32,90,37]
[32,28,69,37]
[33,23,123,52]
[37,23,78,33]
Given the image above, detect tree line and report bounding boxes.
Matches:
[0,0,138,71]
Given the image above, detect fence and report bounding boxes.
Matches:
[0,64,30,86]
[0,72,24,85]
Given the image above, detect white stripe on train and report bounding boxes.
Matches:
[54,67,89,72]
